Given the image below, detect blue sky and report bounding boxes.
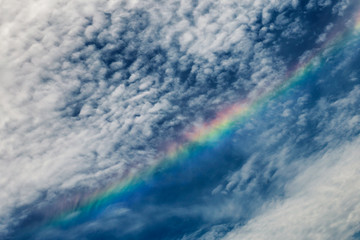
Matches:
[1,0,360,239]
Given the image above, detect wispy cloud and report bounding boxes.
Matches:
[1,0,359,239]
[222,136,360,240]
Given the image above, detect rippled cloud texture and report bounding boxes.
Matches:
[1,0,360,239]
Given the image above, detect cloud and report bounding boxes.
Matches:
[307,0,332,10]
[193,54,360,239]
[332,0,351,16]
[1,0,302,236]
[2,0,359,239]
[222,136,360,240]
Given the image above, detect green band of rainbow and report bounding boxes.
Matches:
[44,8,360,229]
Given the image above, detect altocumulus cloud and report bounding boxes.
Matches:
[0,0,298,233]
[1,0,360,239]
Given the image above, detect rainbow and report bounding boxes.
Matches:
[35,8,360,231]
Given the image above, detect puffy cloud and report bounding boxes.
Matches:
[2,0,359,239]
[332,0,351,15]
[0,0,300,235]
[198,58,360,240]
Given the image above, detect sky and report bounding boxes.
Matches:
[1,0,360,239]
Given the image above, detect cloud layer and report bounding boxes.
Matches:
[1,0,360,239]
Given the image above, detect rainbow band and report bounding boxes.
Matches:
[45,9,360,228]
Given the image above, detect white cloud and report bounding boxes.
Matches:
[222,136,360,240]
[0,0,302,235]
[332,0,351,16]
[185,48,360,239]
[307,0,332,10]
